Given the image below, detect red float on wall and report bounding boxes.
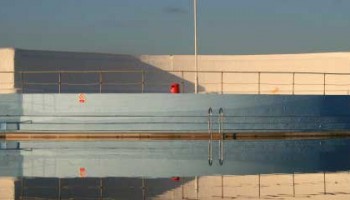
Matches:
[170,83,180,93]
[79,167,87,177]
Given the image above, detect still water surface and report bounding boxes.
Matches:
[1,138,350,177]
[2,138,350,199]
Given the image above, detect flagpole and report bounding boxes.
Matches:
[194,0,198,94]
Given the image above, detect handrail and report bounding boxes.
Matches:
[218,108,224,165]
[2,70,350,94]
[2,69,350,75]
[208,107,213,166]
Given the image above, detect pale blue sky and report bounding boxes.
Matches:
[1,0,350,54]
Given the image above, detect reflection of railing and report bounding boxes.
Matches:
[2,70,350,94]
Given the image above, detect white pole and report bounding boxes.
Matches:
[194,0,198,94]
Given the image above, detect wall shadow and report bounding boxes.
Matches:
[14,49,203,93]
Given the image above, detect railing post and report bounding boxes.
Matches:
[292,72,295,95]
[323,73,326,95]
[21,177,24,200]
[58,72,61,94]
[20,72,24,93]
[323,171,326,195]
[221,71,224,94]
[142,177,146,200]
[258,72,261,94]
[258,174,261,198]
[221,175,224,198]
[181,176,184,199]
[292,173,295,197]
[100,178,103,200]
[195,176,199,199]
[181,71,185,93]
[58,178,61,200]
[99,71,103,93]
[141,70,145,93]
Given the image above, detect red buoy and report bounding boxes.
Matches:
[170,83,180,93]
[171,177,180,182]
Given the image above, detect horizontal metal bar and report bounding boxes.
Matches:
[1,70,350,76]
[3,132,350,141]
[61,83,100,86]
[102,82,142,86]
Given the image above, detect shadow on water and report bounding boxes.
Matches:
[14,49,203,93]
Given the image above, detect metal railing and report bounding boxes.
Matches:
[2,70,350,94]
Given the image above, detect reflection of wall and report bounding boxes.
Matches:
[2,48,350,94]
[0,141,22,200]
[12,173,350,199]
[8,140,350,177]
[0,177,15,200]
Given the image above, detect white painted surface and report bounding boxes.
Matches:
[0,48,15,93]
[1,48,350,94]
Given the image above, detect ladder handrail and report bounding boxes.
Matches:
[208,107,213,166]
[218,108,224,165]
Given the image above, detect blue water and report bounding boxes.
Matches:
[1,138,350,178]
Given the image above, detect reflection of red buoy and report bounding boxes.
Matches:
[79,167,87,177]
[78,93,86,103]
[171,177,180,182]
[170,83,180,93]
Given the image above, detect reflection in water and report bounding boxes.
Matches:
[15,177,188,200]
[11,173,350,199]
[1,139,350,177]
[1,139,350,199]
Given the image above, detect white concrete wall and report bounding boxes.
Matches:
[141,53,350,94]
[1,48,350,94]
[12,49,189,93]
[0,48,15,93]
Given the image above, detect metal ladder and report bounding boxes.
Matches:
[208,107,225,166]
[208,107,213,166]
[218,108,224,165]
